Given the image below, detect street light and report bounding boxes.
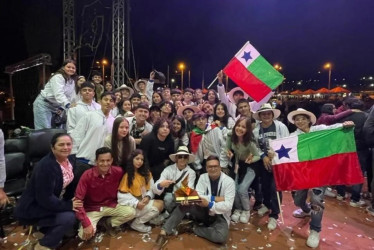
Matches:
[274,63,283,91]
[323,62,332,89]
[102,59,108,78]
[178,63,185,90]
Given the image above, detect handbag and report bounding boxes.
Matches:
[51,109,67,128]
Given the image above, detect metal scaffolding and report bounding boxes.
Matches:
[112,0,130,88]
[63,0,75,60]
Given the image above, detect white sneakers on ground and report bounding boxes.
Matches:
[257,205,269,217]
[349,199,366,207]
[231,209,241,223]
[306,230,320,248]
[267,217,277,231]
[239,210,250,223]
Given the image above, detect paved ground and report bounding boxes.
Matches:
[2,190,374,250]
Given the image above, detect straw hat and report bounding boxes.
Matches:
[252,103,281,121]
[134,79,147,92]
[287,108,317,125]
[228,87,249,103]
[116,84,134,96]
[169,146,195,163]
[177,105,200,116]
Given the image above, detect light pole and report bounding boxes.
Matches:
[274,63,283,91]
[178,63,185,90]
[324,63,332,90]
[102,59,108,79]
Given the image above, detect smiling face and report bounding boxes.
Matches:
[172,119,182,133]
[259,110,274,125]
[238,102,251,117]
[153,93,162,104]
[133,153,144,169]
[96,152,113,175]
[105,82,113,91]
[135,108,149,122]
[215,104,225,118]
[121,89,130,99]
[63,63,76,76]
[118,120,129,139]
[114,92,122,103]
[293,114,311,132]
[122,100,132,112]
[51,135,73,161]
[176,154,189,169]
[131,97,141,107]
[101,94,115,115]
[202,103,213,115]
[92,75,102,84]
[161,103,172,114]
[183,109,194,121]
[234,119,247,138]
[206,158,221,180]
[77,77,86,87]
[137,81,146,91]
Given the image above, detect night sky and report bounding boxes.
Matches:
[1,0,374,90]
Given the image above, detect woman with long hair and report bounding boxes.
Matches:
[116,98,134,118]
[213,102,235,139]
[152,91,164,106]
[104,117,136,168]
[171,115,189,151]
[33,59,77,129]
[204,89,219,106]
[226,116,260,224]
[117,150,164,233]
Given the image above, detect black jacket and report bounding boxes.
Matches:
[364,105,374,147]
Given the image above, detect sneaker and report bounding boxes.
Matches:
[257,205,269,217]
[103,218,122,237]
[366,206,374,216]
[267,217,277,231]
[34,242,53,250]
[324,188,336,198]
[253,201,263,211]
[292,208,311,218]
[336,194,347,201]
[306,230,320,248]
[152,234,169,250]
[239,210,250,223]
[176,220,194,235]
[130,220,152,233]
[149,214,166,226]
[231,209,241,223]
[350,199,366,207]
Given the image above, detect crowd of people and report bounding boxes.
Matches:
[2,58,372,249]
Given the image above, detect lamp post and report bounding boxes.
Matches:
[324,63,332,90]
[274,63,283,91]
[102,59,108,79]
[178,63,185,90]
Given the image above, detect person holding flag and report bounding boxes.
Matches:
[286,108,355,248]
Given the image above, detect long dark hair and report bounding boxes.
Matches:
[111,117,132,167]
[204,89,219,104]
[152,117,172,139]
[126,149,150,188]
[231,116,254,146]
[171,115,186,139]
[117,98,132,116]
[152,91,163,106]
[213,102,230,127]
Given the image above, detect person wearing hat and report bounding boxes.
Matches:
[67,81,101,133]
[116,84,134,100]
[288,108,354,248]
[134,71,155,101]
[91,70,104,102]
[252,103,289,230]
[177,105,200,133]
[152,146,196,219]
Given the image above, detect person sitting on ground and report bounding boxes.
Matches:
[153,156,235,249]
[118,149,164,233]
[15,133,83,250]
[153,146,196,219]
[75,147,136,240]
[67,81,101,133]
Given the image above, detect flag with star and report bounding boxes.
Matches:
[269,127,364,191]
[223,41,284,102]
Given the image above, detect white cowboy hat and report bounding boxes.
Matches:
[287,108,317,125]
[115,84,134,97]
[252,103,281,121]
[228,87,249,104]
[169,146,195,163]
[177,105,200,116]
[134,79,148,92]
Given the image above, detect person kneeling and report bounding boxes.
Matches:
[75,147,136,241]
[153,156,235,249]
[118,149,164,233]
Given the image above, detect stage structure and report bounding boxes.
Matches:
[63,0,76,60]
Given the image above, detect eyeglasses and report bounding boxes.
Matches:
[177,155,189,159]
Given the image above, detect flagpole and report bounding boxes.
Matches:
[207,76,218,89]
[277,192,284,224]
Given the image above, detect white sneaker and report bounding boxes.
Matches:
[239,210,250,223]
[350,199,366,207]
[292,208,311,218]
[130,220,152,233]
[257,205,269,217]
[231,209,241,223]
[324,188,336,198]
[149,214,165,226]
[306,230,320,248]
[267,217,277,231]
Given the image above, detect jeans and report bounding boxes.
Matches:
[164,192,177,213]
[162,205,228,244]
[33,95,58,129]
[293,187,326,232]
[261,166,282,219]
[37,211,76,248]
[336,149,369,201]
[234,167,255,211]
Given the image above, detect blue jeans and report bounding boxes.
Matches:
[261,167,282,219]
[336,149,369,201]
[293,187,326,232]
[234,167,255,211]
[33,94,58,129]
[37,211,76,248]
